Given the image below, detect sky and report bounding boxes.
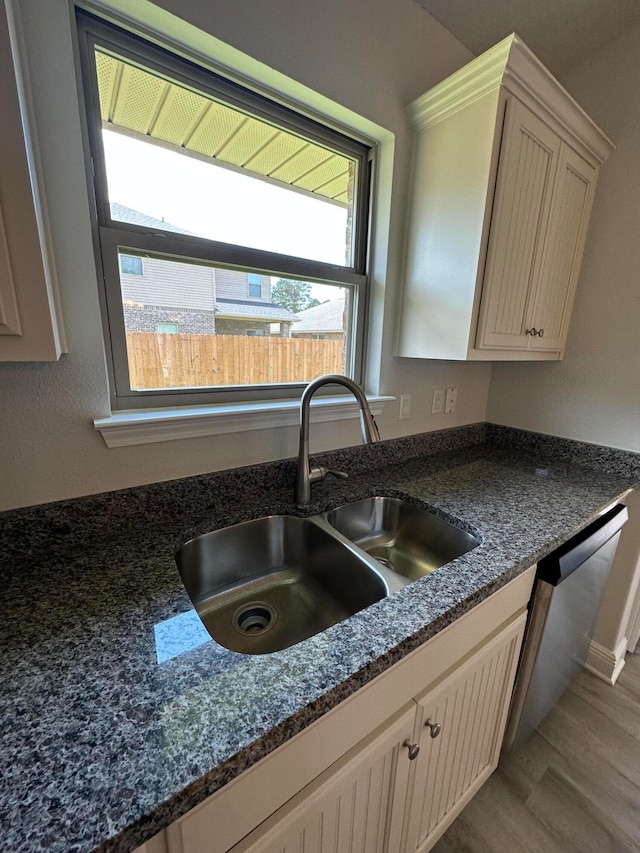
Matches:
[102,129,349,302]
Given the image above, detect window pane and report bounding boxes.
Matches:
[120,254,143,275]
[96,49,356,266]
[118,251,351,389]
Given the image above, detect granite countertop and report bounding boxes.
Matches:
[1,426,637,853]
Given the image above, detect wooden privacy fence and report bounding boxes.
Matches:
[126,332,344,388]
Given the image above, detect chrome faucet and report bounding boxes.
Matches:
[295,374,380,506]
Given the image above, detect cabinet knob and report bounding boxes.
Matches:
[403,738,420,760]
[424,718,441,738]
[526,327,544,337]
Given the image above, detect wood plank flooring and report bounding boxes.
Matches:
[432,652,640,853]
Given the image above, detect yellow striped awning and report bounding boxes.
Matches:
[95,50,352,206]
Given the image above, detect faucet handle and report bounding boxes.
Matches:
[309,466,349,484]
[326,469,349,480]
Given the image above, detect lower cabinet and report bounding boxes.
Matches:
[228,612,525,853]
[163,568,534,853]
[402,618,524,852]
[230,705,416,853]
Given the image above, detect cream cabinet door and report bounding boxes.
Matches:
[403,614,526,853]
[133,832,168,853]
[0,1,64,360]
[229,706,417,853]
[525,142,596,352]
[476,98,561,351]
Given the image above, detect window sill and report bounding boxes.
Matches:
[94,395,394,448]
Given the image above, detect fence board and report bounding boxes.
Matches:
[126,333,344,389]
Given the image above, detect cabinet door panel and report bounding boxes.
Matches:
[476,98,560,350]
[230,706,416,853]
[527,143,596,351]
[404,615,526,852]
[0,1,64,360]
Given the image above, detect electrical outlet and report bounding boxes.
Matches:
[431,388,444,414]
[444,386,457,414]
[399,393,411,420]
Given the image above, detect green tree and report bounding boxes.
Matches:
[271,279,320,313]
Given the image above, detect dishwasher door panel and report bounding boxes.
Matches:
[504,507,626,752]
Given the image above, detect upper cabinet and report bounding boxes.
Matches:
[0,0,65,361]
[396,34,612,362]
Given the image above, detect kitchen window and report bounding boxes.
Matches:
[76,11,371,410]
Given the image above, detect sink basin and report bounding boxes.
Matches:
[175,515,388,655]
[322,497,480,581]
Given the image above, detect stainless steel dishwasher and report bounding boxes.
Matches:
[504,503,628,752]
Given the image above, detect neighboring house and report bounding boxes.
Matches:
[291,295,346,341]
[114,203,297,336]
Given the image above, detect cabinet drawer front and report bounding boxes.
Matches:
[229,705,416,853]
[477,97,560,351]
[405,613,526,851]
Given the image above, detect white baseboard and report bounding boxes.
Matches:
[584,637,627,685]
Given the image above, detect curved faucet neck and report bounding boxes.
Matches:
[295,374,380,506]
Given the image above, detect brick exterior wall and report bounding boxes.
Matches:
[123,305,215,334]
[123,307,293,337]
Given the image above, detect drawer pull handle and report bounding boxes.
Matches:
[403,738,420,760]
[425,719,441,738]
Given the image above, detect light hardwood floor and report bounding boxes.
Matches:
[432,652,640,853]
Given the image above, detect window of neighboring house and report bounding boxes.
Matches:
[120,254,143,275]
[76,11,371,409]
[247,273,262,298]
[157,322,178,334]
[246,329,264,336]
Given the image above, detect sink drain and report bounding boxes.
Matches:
[232,602,277,635]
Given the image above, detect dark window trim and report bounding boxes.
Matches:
[75,9,371,409]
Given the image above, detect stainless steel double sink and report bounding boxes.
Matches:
[175,497,480,655]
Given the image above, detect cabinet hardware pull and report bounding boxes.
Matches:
[538,328,544,337]
[424,718,441,738]
[403,738,420,760]
[526,327,538,336]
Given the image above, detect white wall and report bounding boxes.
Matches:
[0,0,493,511]
[486,21,640,452]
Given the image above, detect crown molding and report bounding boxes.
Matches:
[407,33,614,165]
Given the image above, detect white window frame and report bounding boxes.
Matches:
[76,10,372,411]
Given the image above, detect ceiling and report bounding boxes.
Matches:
[415,0,640,76]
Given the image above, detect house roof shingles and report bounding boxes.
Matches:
[215,300,298,322]
[292,296,345,333]
[110,202,198,236]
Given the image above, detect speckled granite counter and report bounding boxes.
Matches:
[1,425,637,853]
